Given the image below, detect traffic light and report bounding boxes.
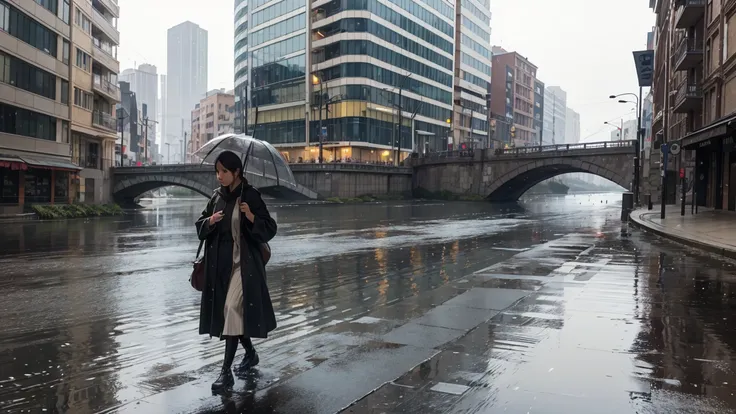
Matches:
[460,143,467,150]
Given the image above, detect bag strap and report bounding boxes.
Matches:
[195,239,205,259]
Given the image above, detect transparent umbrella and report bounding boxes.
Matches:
[192,133,297,190]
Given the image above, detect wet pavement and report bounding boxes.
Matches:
[2,193,736,413]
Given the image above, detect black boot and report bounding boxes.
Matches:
[234,336,259,376]
[212,337,238,392]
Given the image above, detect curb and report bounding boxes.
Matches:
[629,210,736,260]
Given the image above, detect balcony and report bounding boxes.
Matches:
[92,110,117,132]
[94,0,119,18]
[673,80,702,113]
[675,0,705,28]
[92,38,119,73]
[93,74,121,102]
[91,7,120,45]
[674,37,703,71]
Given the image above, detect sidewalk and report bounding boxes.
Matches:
[630,205,736,258]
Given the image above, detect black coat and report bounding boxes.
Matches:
[195,184,278,339]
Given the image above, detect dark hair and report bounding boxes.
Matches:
[214,151,248,183]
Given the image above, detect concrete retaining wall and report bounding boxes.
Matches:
[290,164,412,199]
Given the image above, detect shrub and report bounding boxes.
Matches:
[32,204,124,220]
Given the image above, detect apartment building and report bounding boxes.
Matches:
[188,89,235,162]
[490,48,539,146]
[0,0,120,213]
[236,0,456,163]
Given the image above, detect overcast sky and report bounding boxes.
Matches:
[117,0,654,143]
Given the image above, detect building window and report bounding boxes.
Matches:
[0,167,19,205]
[59,0,70,24]
[60,79,69,104]
[54,171,69,201]
[24,168,52,203]
[0,52,56,100]
[0,2,8,32]
[61,120,69,143]
[73,87,93,110]
[62,40,70,65]
[0,52,8,83]
[75,48,91,72]
[0,102,58,141]
[74,8,91,34]
[1,3,58,57]
[35,0,57,15]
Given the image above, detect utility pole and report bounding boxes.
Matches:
[117,108,128,167]
[142,116,159,165]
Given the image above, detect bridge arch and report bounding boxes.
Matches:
[111,165,318,204]
[112,173,216,203]
[486,158,630,201]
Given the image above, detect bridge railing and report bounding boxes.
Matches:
[494,140,636,156]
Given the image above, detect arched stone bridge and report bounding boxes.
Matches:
[410,140,635,201]
[111,164,318,204]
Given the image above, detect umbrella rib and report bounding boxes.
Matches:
[265,145,280,186]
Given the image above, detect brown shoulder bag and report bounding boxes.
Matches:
[190,239,206,291]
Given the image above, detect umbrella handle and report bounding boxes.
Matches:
[241,142,254,200]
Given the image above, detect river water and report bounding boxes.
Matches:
[2,193,735,413]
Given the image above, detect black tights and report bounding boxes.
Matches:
[222,336,255,370]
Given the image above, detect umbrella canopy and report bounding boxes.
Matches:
[192,134,297,190]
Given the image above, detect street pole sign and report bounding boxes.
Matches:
[661,143,668,219]
[321,126,327,138]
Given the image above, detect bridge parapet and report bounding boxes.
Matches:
[290,163,412,175]
[410,140,636,166]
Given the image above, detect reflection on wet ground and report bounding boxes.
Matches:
[1,193,736,413]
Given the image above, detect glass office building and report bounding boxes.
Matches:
[236,0,460,163]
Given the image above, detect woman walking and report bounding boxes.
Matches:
[195,150,278,392]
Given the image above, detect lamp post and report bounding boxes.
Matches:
[604,121,623,140]
[312,73,325,163]
[610,91,642,205]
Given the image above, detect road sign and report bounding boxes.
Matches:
[321,126,327,138]
[670,142,681,155]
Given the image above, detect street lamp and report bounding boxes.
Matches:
[610,92,642,205]
[604,120,624,140]
[312,73,325,163]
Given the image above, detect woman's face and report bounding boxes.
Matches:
[215,161,238,187]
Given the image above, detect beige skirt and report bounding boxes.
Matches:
[222,265,244,336]
[222,201,244,337]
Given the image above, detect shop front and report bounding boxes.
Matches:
[0,155,82,215]
[681,116,736,211]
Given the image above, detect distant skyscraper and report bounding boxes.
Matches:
[159,74,167,158]
[543,86,567,145]
[119,64,158,160]
[565,107,580,145]
[166,21,208,163]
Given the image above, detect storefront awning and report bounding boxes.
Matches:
[20,156,82,171]
[681,113,736,149]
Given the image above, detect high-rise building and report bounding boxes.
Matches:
[490,48,539,146]
[159,73,167,159]
[534,80,545,146]
[543,86,567,145]
[119,64,158,163]
[0,0,121,213]
[166,21,207,164]
[452,0,492,150]
[188,89,235,162]
[565,107,580,145]
[235,0,454,163]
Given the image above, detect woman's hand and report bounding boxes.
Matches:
[240,202,255,223]
[209,211,224,226]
